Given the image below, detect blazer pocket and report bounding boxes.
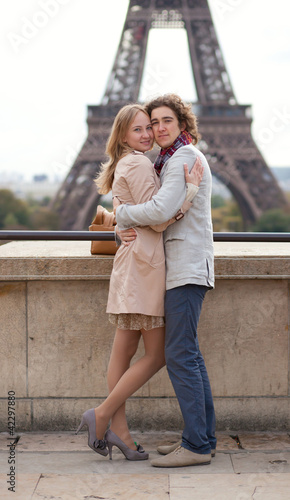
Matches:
[163,232,186,244]
[163,232,187,265]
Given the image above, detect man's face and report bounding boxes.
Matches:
[150,106,184,149]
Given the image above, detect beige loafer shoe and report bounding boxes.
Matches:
[151,445,211,468]
[157,440,182,455]
[157,441,216,457]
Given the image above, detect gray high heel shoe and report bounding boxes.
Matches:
[105,429,149,461]
[75,408,108,457]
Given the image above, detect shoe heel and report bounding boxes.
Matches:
[105,429,148,461]
[108,442,113,460]
[75,416,85,435]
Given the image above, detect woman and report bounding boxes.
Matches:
[76,104,203,461]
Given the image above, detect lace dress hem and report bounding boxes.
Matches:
[109,313,165,331]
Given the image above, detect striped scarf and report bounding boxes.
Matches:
[154,130,193,175]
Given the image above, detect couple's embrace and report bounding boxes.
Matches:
[76,93,216,468]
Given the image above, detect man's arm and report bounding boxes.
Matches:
[116,147,198,229]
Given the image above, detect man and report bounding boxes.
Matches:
[115,94,216,467]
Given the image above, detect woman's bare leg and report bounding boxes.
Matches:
[107,328,141,448]
[94,326,166,447]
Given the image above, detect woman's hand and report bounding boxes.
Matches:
[184,157,204,187]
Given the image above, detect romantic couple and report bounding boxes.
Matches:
[76,93,216,468]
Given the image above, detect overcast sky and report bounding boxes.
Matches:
[1,0,290,182]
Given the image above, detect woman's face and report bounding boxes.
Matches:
[123,111,154,152]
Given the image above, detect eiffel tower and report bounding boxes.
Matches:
[53,0,287,230]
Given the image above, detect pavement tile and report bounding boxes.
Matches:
[170,485,254,500]
[0,473,40,500]
[215,432,242,452]
[5,430,242,453]
[235,432,290,452]
[13,431,90,452]
[170,473,290,500]
[253,486,290,499]
[231,452,290,474]
[2,430,262,454]
[32,473,169,499]
[17,451,104,474]
[2,430,168,453]
[1,432,290,499]
[15,449,233,476]
[170,472,290,487]
[12,449,233,476]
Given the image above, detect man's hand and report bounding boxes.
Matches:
[116,226,137,247]
[114,197,137,246]
[184,157,204,187]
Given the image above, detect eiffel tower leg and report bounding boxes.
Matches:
[199,114,288,228]
[52,109,115,230]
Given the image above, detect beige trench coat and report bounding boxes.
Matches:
[107,151,166,317]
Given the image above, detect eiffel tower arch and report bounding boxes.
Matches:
[52,0,287,230]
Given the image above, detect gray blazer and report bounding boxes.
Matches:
[116,144,214,290]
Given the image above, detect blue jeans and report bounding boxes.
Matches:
[165,284,216,455]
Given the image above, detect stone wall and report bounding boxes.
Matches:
[0,241,289,432]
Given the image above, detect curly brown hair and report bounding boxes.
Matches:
[145,93,199,144]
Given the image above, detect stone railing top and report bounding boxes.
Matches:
[0,241,95,258]
[1,240,290,258]
[0,241,290,280]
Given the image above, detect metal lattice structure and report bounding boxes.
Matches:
[53,0,287,230]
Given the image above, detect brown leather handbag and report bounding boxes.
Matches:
[89,205,117,255]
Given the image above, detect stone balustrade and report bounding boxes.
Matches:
[0,241,289,432]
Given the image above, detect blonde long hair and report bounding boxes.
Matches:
[95,104,148,194]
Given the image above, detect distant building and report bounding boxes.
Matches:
[33,174,48,182]
[0,176,61,201]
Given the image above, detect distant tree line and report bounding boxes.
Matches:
[0,189,59,230]
[211,194,290,232]
[1,189,290,233]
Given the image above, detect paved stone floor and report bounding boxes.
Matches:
[0,431,289,499]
